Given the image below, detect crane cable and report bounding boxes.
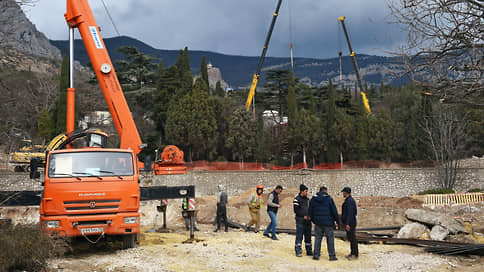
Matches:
[100,0,121,37]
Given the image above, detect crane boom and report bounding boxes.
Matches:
[245,0,283,111]
[338,16,365,95]
[65,0,144,155]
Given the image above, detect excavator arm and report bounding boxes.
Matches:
[64,0,144,155]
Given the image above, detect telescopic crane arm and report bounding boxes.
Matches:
[245,0,283,112]
[65,0,145,155]
[338,16,365,95]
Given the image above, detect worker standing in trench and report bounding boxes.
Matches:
[214,184,229,232]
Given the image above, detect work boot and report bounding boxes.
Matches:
[225,228,228,232]
[346,254,358,260]
[214,228,220,232]
[263,233,271,238]
[271,235,279,240]
[296,252,302,257]
[312,256,320,261]
[306,251,313,256]
[329,256,338,261]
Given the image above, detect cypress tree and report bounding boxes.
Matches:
[200,56,209,88]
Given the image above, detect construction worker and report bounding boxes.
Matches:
[214,184,229,232]
[308,186,338,261]
[246,184,264,233]
[182,197,199,231]
[341,186,358,260]
[263,185,283,240]
[293,184,312,257]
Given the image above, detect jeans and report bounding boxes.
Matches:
[314,225,336,259]
[295,219,312,254]
[264,211,277,237]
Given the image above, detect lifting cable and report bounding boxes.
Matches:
[100,0,121,37]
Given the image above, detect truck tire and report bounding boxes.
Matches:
[122,234,136,249]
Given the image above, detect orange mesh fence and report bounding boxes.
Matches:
[313,162,342,170]
[184,160,434,171]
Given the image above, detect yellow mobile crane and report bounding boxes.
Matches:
[245,0,283,113]
[338,16,371,114]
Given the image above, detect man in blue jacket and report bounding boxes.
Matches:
[341,186,358,259]
[308,186,338,261]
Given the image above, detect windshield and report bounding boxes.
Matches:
[48,151,134,178]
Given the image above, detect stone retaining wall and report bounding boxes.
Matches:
[1,168,482,198]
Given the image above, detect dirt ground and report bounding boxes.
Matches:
[47,225,483,272]
[45,189,484,272]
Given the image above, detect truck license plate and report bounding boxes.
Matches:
[80,227,103,234]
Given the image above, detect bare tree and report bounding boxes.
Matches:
[388,0,484,108]
[421,101,468,189]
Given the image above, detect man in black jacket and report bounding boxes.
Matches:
[308,186,339,261]
[341,187,358,259]
[293,184,312,257]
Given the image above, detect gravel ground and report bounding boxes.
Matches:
[47,225,483,272]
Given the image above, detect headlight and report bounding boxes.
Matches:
[43,220,60,228]
[124,216,139,224]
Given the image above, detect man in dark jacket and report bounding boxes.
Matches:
[263,185,283,240]
[214,184,228,232]
[341,186,358,259]
[308,186,338,261]
[293,184,312,257]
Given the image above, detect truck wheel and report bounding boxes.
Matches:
[14,166,24,172]
[122,234,136,249]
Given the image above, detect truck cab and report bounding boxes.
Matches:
[40,148,140,248]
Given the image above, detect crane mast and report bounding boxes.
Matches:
[245,0,283,112]
[65,0,144,155]
[338,16,365,96]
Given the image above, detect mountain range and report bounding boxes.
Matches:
[51,36,408,89]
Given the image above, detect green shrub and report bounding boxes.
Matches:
[0,224,69,272]
[417,188,455,195]
[467,188,483,193]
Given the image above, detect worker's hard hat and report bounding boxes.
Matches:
[256,184,264,189]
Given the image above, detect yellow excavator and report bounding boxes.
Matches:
[9,129,107,172]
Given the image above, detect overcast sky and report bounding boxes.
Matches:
[22,0,406,59]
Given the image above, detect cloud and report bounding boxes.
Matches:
[22,0,405,59]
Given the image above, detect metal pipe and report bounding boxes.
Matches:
[69,27,74,88]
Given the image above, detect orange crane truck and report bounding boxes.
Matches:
[35,0,147,248]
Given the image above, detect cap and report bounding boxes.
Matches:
[341,187,351,194]
[299,184,308,192]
